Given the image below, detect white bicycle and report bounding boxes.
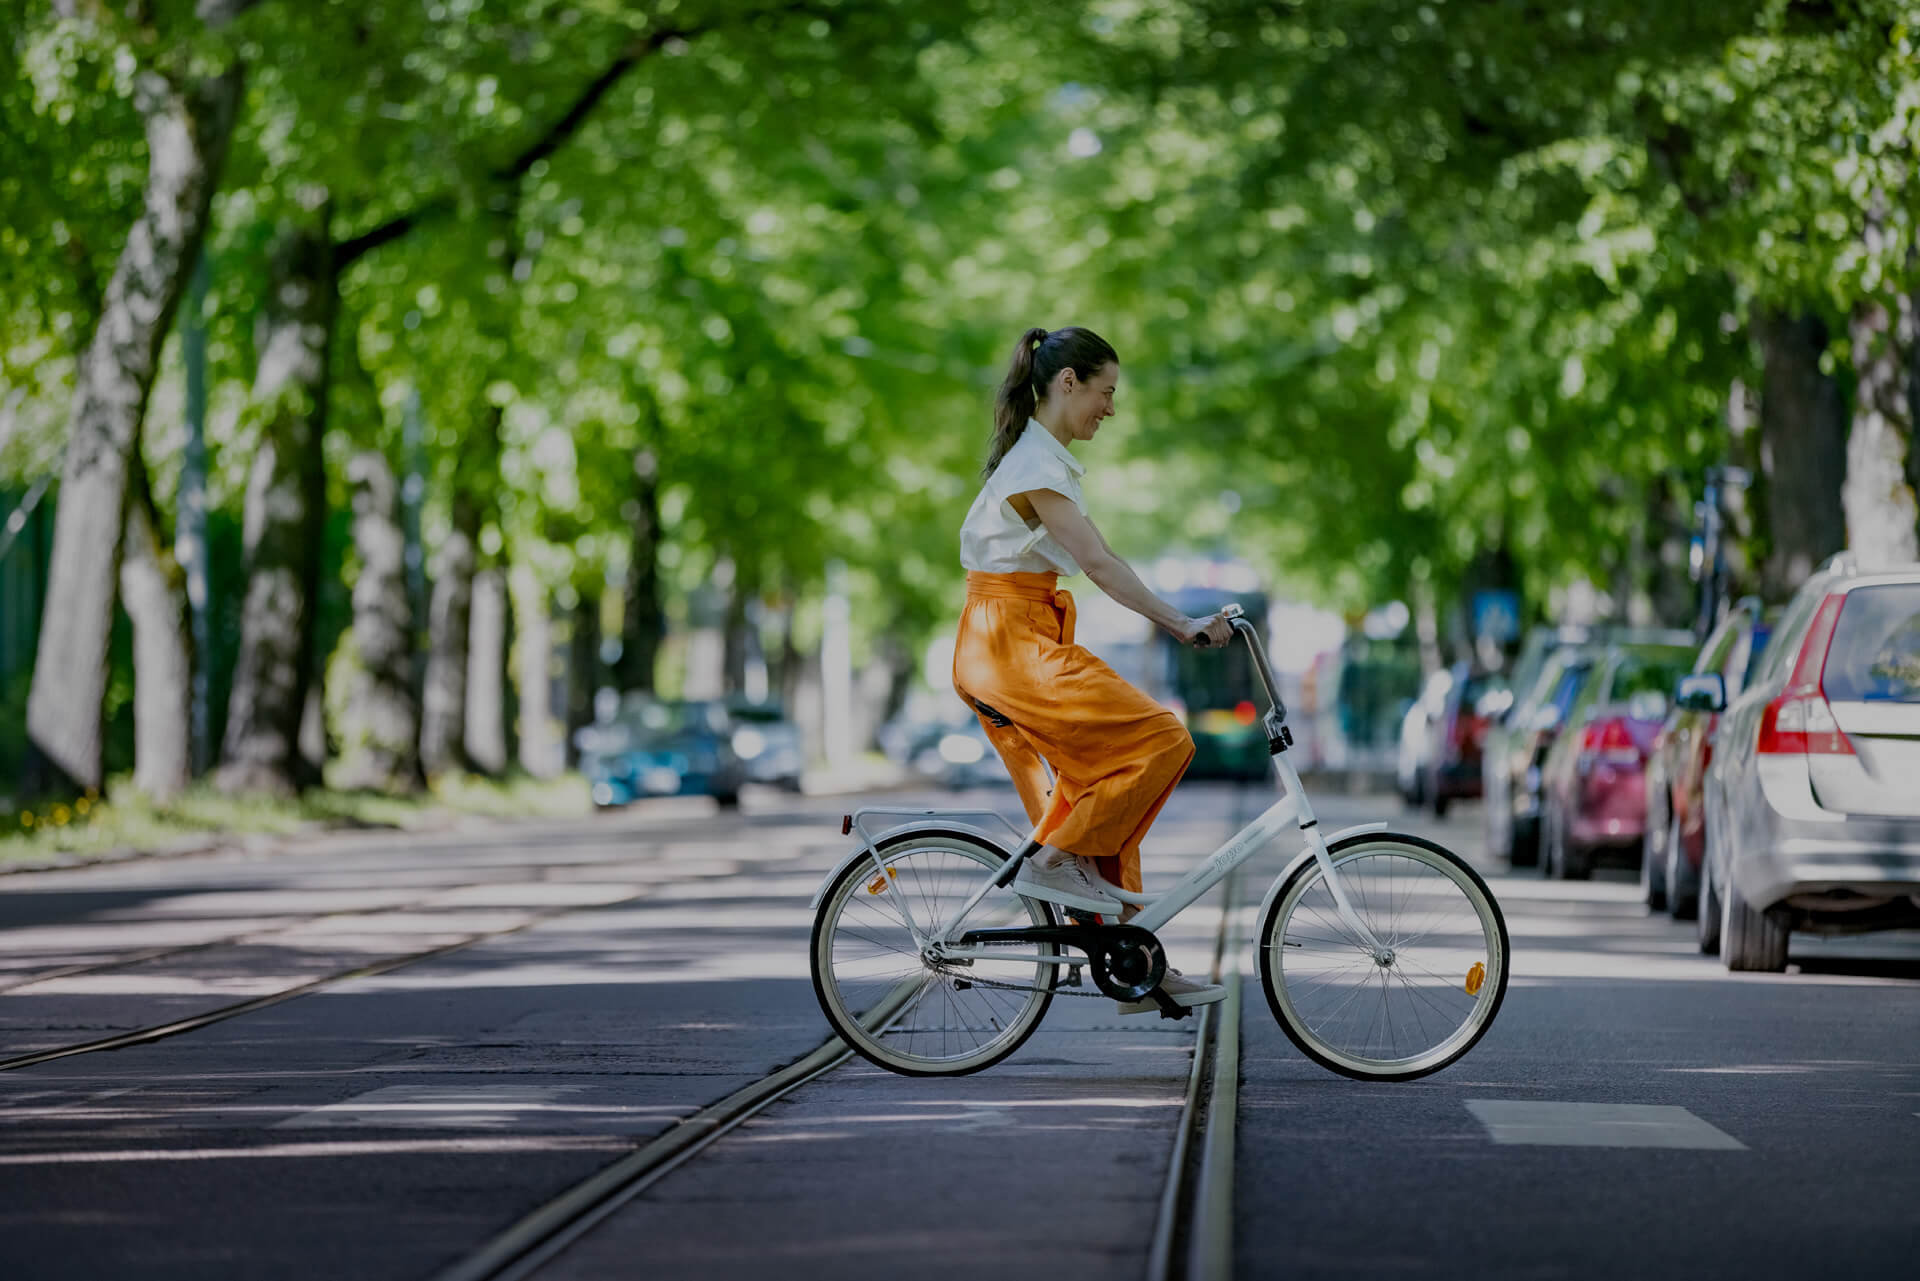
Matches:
[809,606,1509,1081]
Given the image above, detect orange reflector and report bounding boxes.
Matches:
[867,866,897,895]
[1465,962,1486,996]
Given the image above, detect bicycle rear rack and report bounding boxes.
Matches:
[839,805,1034,858]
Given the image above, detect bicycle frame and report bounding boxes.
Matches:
[845,609,1394,966]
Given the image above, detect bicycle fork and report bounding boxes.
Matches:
[1273,756,1395,966]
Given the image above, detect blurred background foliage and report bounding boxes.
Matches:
[2,0,1916,804]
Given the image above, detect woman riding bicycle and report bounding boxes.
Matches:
[951,325,1234,1013]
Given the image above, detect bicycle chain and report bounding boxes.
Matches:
[926,962,1109,997]
[926,936,1107,998]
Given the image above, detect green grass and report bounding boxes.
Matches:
[0,772,593,869]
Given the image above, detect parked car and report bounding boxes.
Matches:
[910,717,1013,790]
[1699,556,1920,971]
[1484,643,1600,867]
[1426,665,1504,816]
[724,698,804,791]
[1641,600,1774,917]
[577,695,747,809]
[1395,671,1447,806]
[1538,640,1698,879]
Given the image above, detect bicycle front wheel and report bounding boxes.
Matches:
[811,830,1059,1077]
[1257,832,1509,1082]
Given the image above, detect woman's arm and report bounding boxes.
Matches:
[1023,489,1232,646]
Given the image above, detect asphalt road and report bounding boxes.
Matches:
[0,777,1914,1281]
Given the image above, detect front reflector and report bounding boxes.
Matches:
[1465,962,1486,996]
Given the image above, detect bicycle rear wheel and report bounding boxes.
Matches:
[811,830,1058,1077]
[1256,832,1508,1081]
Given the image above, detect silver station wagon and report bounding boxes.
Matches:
[1696,555,1920,971]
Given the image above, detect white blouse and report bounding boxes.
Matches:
[959,419,1086,576]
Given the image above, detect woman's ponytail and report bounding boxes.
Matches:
[985,327,1049,477]
[983,325,1119,478]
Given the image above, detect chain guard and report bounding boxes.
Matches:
[954,922,1167,1001]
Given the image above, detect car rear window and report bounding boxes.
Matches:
[1608,649,1694,701]
[1822,584,1920,703]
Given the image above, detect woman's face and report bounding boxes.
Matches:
[1055,361,1118,442]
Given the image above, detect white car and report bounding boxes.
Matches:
[1699,555,1920,970]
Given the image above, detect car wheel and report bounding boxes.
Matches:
[1696,825,1722,956]
[1432,788,1450,818]
[1640,792,1668,912]
[1510,828,1539,868]
[1560,830,1591,880]
[1548,804,1590,880]
[715,791,741,810]
[1720,873,1789,973]
[1541,803,1564,879]
[1665,811,1698,921]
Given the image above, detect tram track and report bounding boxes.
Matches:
[0,846,786,1074]
[0,856,663,999]
[427,781,1261,1281]
[0,809,856,1074]
[0,885,662,1074]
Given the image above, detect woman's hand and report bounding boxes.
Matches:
[1177,613,1235,648]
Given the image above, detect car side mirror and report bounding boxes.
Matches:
[1675,673,1726,713]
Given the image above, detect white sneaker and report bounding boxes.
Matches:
[1114,968,1228,1015]
[1012,854,1126,915]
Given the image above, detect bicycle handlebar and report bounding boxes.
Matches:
[1193,605,1290,730]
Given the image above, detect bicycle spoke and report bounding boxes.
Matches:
[1267,840,1505,1078]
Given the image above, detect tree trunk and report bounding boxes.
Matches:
[1647,477,1694,629]
[119,452,192,802]
[25,58,246,792]
[465,567,509,775]
[1755,310,1849,598]
[774,593,802,714]
[217,215,336,796]
[334,450,423,793]
[420,490,479,777]
[1843,289,1919,568]
[616,448,663,695]
[512,566,558,777]
[722,575,751,696]
[566,588,601,763]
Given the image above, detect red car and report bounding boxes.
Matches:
[1641,600,1773,918]
[1538,642,1698,879]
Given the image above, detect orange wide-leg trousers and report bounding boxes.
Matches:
[951,571,1195,893]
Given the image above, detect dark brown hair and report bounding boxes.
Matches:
[984,326,1119,477]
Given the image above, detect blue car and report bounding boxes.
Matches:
[577,696,747,809]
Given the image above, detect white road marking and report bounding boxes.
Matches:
[1465,1100,1746,1150]
[0,1137,627,1165]
[277,1084,592,1130]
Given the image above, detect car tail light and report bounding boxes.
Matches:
[1579,717,1639,765]
[1233,700,1258,726]
[1757,592,1855,756]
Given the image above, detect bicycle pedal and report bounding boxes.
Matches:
[1151,988,1192,1020]
[954,980,972,991]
